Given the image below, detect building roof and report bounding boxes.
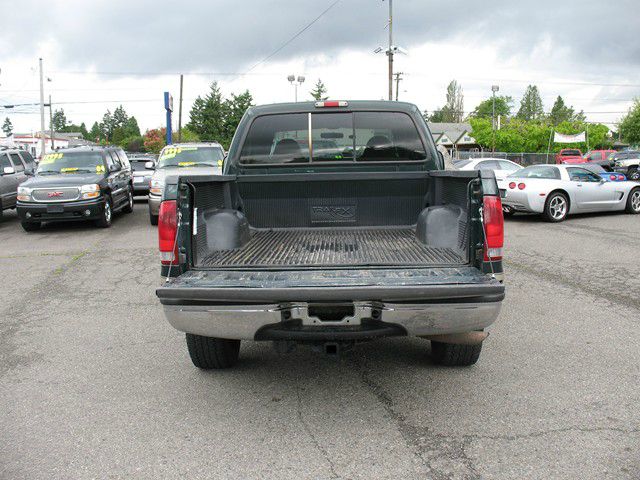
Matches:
[427,122,476,146]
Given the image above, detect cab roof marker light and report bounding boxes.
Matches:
[315,101,348,108]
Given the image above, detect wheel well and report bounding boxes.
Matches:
[547,189,571,211]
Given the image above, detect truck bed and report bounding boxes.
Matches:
[198,227,464,269]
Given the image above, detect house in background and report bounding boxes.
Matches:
[0,131,95,158]
[427,122,480,154]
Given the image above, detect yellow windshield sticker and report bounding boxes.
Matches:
[60,167,78,173]
[178,161,196,167]
[96,165,106,174]
[41,152,64,165]
[217,159,223,167]
[159,146,199,161]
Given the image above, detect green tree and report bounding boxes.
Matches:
[619,99,640,145]
[309,79,328,101]
[471,96,513,119]
[517,85,544,121]
[52,109,68,132]
[222,90,254,146]
[89,122,101,142]
[176,127,200,143]
[549,96,575,125]
[429,80,464,122]
[100,110,114,140]
[121,136,145,152]
[2,117,13,136]
[187,82,226,143]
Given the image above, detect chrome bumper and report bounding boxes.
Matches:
[163,301,502,340]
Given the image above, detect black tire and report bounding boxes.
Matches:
[21,221,41,232]
[430,341,482,367]
[627,167,640,181]
[186,333,240,369]
[626,188,640,214]
[95,197,113,228]
[149,211,158,226]
[543,191,568,222]
[122,187,134,214]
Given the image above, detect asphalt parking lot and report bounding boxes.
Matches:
[0,200,638,480]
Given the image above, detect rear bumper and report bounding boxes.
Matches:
[162,301,502,340]
[502,189,545,213]
[157,267,504,340]
[17,198,105,222]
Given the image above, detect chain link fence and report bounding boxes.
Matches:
[454,151,553,166]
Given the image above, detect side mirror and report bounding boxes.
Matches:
[3,166,15,175]
[108,164,119,173]
[145,161,155,170]
[25,167,35,176]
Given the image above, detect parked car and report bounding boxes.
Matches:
[555,149,584,164]
[581,164,627,182]
[148,143,224,225]
[128,154,157,196]
[502,164,640,222]
[583,149,616,170]
[155,100,505,369]
[609,150,640,180]
[0,148,36,220]
[16,146,134,231]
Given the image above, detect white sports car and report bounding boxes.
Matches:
[502,164,640,222]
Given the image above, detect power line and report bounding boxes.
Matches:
[242,0,342,74]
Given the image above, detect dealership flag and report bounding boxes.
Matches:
[554,131,586,143]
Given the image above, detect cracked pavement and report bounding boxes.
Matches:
[0,202,638,479]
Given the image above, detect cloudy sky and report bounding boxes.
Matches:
[1,0,639,134]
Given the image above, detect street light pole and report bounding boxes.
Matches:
[491,85,499,153]
[287,75,305,102]
[387,0,393,101]
[39,58,45,158]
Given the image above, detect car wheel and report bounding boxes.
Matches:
[21,221,41,232]
[430,340,482,366]
[186,333,241,369]
[122,187,134,214]
[627,167,640,181]
[543,192,568,222]
[149,211,159,226]
[626,188,640,214]
[95,197,113,228]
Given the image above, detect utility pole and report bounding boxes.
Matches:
[387,0,393,101]
[48,95,54,150]
[177,74,183,143]
[394,72,403,101]
[39,58,45,158]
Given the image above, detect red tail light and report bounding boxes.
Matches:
[518,183,526,190]
[508,182,516,189]
[483,196,504,261]
[609,175,616,181]
[618,175,624,181]
[158,200,179,265]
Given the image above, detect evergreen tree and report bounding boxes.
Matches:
[2,117,13,136]
[222,90,254,145]
[89,122,102,141]
[471,96,513,119]
[309,79,328,101]
[517,85,544,121]
[187,82,226,143]
[549,96,575,125]
[52,109,68,132]
[430,80,464,123]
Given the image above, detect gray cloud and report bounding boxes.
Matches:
[2,0,639,76]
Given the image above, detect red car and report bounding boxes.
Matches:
[555,149,584,164]
[583,149,616,169]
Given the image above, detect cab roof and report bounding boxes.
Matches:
[246,100,421,117]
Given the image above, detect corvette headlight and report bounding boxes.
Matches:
[17,186,33,202]
[80,183,101,199]
[150,178,164,196]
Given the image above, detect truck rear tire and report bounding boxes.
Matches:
[149,211,158,226]
[186,333,240,369]
[430,340,482,366]
[21,221,41,232]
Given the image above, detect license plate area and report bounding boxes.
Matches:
[46,205,64,213]
[134,177,145,183]
[285,302,379,326]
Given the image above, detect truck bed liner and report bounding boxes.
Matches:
[197,227,465,269]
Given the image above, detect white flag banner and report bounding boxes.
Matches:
[554,131,586,143]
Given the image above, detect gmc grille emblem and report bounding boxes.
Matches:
[48,191,64,198]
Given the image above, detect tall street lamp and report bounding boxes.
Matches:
[491,85,499,152]
[287,75,305,102]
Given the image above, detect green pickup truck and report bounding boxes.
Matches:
[156,100,505,370]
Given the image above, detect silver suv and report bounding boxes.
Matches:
[611,151,640,180]
[0,148,36,220]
